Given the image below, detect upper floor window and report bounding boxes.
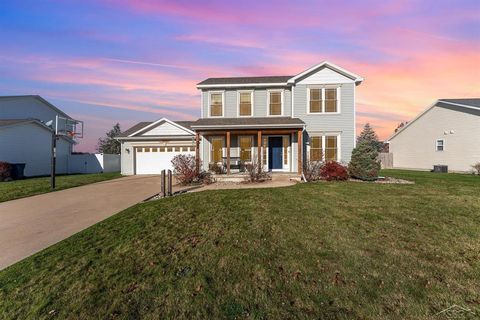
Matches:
[308,87,339,113]
[436,139,444,151]
[238,91,253,116]
[209,92,223,117]
[268,91,282,116]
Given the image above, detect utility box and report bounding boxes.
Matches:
[433,165,448,173]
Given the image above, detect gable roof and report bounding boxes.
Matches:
[196,61,363,88]
[117,118,196,138]
[0,95,72,119]
[0,118,75,144]
[387,98,480,141]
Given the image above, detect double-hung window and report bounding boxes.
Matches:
[210,92,223,117]
[239,91,253,116]
[436,139,444,151]
[309,135,339,161]
[269,91,282,115]
[308,87,339,113]
[239,136,253,162]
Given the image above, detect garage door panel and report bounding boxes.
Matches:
[135,147,194,174]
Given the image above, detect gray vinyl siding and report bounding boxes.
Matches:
[202,88,291,118]
[293,83,355,162]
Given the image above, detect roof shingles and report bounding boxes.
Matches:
[197,75,293,86]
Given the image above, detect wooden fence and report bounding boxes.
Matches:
[378,153,393,169]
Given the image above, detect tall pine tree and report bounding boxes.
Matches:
[97,123,122,154]
[357,123,383,152]
[348,124,381,180]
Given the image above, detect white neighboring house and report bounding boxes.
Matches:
[0,95,75,177]
[387,99,480,172]
[116,118,196,175]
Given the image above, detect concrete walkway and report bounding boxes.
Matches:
[0,175,161,270]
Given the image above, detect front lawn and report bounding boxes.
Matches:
[0,170,479,319]
[0,172,122,202]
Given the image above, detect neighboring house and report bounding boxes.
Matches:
[117,119,196,174]
[387,99,480,172]
[118,61,363,175]
[0,95,75,176]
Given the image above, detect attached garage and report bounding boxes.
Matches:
[134,145,195,174]
[117,118,196,175]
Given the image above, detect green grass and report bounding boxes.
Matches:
[0,172,122,202]
[0,170,479,319]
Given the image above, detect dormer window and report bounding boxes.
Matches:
[308,87,340,113]
[209,92,224,117]
[268,90,282,116]
[238,91,253,116]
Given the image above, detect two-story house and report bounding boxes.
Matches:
[118,61,363,175]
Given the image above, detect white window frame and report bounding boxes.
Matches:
[208,91,225,118]
[307,133,341,162]
[306,86,341,114]
[436,139,445,152]
[237,90,254,117]
[267,89,284,116]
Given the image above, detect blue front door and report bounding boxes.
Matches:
[268,137,283,170]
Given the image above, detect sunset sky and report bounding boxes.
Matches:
[1,0,479,152]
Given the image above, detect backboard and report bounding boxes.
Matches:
[54,115,84,138]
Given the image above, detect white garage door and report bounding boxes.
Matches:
[135,146,195,174]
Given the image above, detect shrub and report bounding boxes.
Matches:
[0,162,12,181]
[320,161,349,181]
[303,160,323,182]
[209,162,226,174]
[172,154,213,185]
[348,140,381,181]
[244,159,271,183]
[472,162,480,175]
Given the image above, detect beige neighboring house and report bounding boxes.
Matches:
[387,99,480,172]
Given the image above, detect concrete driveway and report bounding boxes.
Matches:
[0,175,161,270]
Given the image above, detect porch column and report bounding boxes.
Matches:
[226,131,231,175]
[297,129,303,175]
[257,131,262,172]
[195,132,200,173]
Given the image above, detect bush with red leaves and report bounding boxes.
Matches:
[0,162,12,181]
[320,161,349,181]
[171,154,213,185]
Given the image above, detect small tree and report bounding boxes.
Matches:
[357,123,383,152]
[348,140,381,181]
[472,162,480,175]
[97,123,122,154]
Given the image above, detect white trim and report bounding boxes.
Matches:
[353,85,356,148]
[266,89,284,116]
[438,100,480,111]
[208,91,225,118]
[128,117,195,137]
[435,139,445,152]
[306,86,341,115]
[287,61,364,84]
[197,83,289,89]
[237,90,254,117]
[200,90,204,118]
[191,123,303,130]
[291,85,295,118]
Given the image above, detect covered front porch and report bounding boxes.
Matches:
[194,128,303,174]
